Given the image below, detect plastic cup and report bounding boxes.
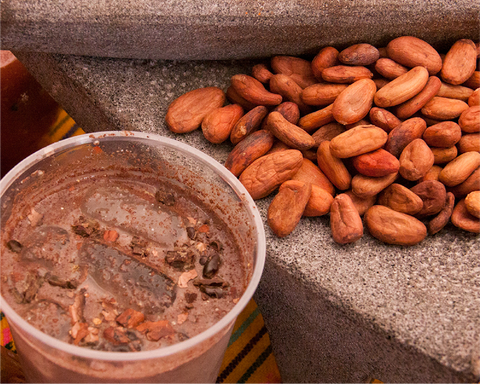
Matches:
[0,131,266,383]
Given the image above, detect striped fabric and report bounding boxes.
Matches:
[37,108,84,145]
[0,109,282,384]
[1,312,15,353]
[217,300,280,383]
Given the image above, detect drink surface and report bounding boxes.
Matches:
[1,175,247,352]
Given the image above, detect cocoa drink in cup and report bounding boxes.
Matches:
[0,131,266,383]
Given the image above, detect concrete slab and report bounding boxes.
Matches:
[13,51,480,383]
[2,0,479,60]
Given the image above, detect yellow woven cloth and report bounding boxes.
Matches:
[0,109,282,384]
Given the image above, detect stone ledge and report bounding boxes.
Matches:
[2,0,479,60]
[12,51,480,382]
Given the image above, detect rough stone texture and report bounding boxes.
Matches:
[2,0,479,60]
[13,51,480,383]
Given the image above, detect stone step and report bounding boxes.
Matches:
[14,50,480,383]
[1,0,479,60]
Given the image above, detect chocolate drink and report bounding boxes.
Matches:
[0,134,263,383]
[1,154,249,353]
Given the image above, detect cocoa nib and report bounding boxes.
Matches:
[136,320,175,342]
[209,240,223,252]
[165,247,195,271]
[202,253,221,279]
[96,329,142,352]
[48,275,77,289]
[103,229,119,242]
[201,287,227,299]
[155,189,175,206]
[72,217,99,237]
[6,240,22,253]
[9,269,45,303]
[116,308,145,328]
[69,289,86,324]
[104,327,131,345]
[194,277,229,298]
[186,226,196,240]
[184,292,197,304]
[71,225,91,237]
[130,236,149,257]
[23,273,44,303]
[71,322,89,345]
[27,208,43,227]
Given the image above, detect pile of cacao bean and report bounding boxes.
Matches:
[165,36,480,246]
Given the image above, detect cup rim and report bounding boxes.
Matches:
[0,130,266,361]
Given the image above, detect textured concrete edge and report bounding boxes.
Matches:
[4,21,480,61]
[12,51,119,133]
[2,3,479,60]
[254,256,476,383]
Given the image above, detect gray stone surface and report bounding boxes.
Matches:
[2,0,479,60]
[13,51,480,383]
